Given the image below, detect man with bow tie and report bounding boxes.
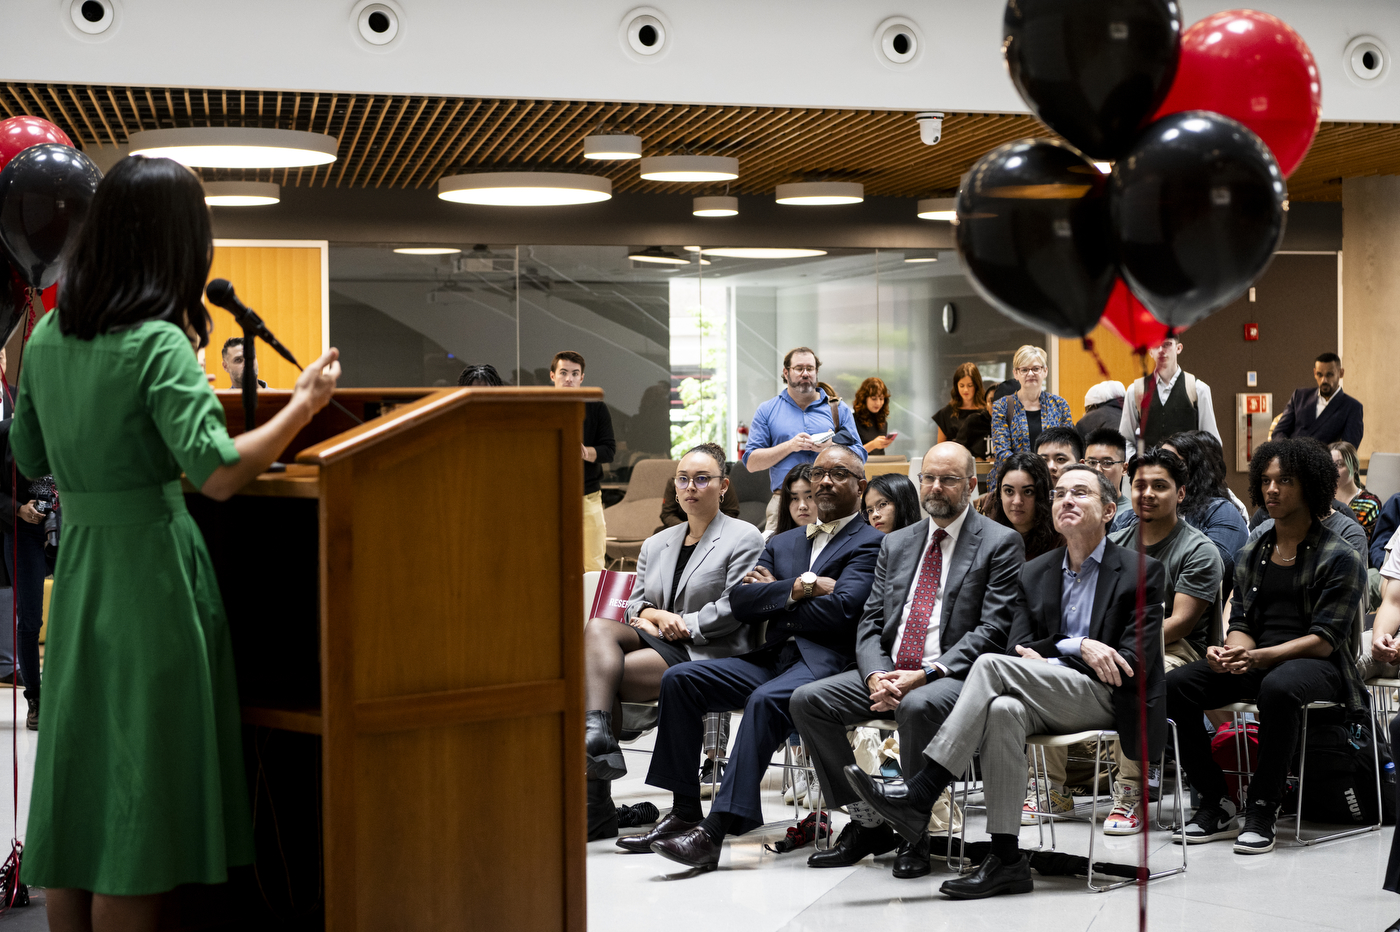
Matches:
[620,446,882,871]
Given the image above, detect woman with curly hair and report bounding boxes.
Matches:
[853,377,894,455]
[1330,441,1383,542]
[987,450,1063,559]
[934,361,993,457]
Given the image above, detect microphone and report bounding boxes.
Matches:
[204,279,301,368]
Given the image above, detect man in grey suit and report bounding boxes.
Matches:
[790,442,1025,878]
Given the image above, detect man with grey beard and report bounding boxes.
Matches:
[790,442,1025,879]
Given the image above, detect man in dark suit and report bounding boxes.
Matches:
[1272,352,1363,447]
[789,442,1024,878]
[846,464,1166,900]
[619,446,882,870]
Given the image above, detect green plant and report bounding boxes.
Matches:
[670,304,727,457]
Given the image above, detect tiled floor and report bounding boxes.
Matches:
[591,726,1400,932]
[0,688,42,929]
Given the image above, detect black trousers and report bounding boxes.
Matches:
[1166,657,1342,806]
[3,522,47,701]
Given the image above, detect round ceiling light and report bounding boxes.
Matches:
[917,197,956,221]
[693,195,739,217]
[584,134,643,160]
[640,156,740,182]
[438,172,612,206]
[699,248,828,259]
[129,127,338,168]
[775,182,864,205]
[628,246,690,265]
[203,181,280,207]
[903,249,939,263]
[393,246,462,255]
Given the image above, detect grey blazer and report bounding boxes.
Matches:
[854,508,1025,680]
[624,511,766,661]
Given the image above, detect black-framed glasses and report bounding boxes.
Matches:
[810,466,858,482]
[1014,365,1047,375]
[1083,457,1123,469]
[675,475,720,490]
[918,474,970,487]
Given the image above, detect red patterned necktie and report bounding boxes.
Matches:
[895,529,949,670]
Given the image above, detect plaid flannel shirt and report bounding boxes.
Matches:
[1228,519,1368,717]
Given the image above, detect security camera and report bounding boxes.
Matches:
[916,112,944,146]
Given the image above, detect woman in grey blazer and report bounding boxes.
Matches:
[585,443,764,837]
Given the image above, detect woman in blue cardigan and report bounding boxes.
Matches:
[989,345,1073,487]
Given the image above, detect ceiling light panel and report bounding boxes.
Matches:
[584,134,643,160]
[438,172,612,206]
[640,156,740,182]
[775,182,864,205]
[203,181,280,206]
[129,127,338,168]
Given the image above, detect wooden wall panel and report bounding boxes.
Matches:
[1055,325,1153,423]
[204,241,327,390]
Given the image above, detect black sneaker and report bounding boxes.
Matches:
[1233,800,1278,855]
[1171,797,1238,844]
[699,758,725,799]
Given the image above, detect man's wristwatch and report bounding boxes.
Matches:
[923,665,939,680]
[800,571,817,598]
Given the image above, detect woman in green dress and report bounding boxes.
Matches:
[10,156,341,931]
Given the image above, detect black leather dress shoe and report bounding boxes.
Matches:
[651,826,722,871]
[806,821,900,868]
[843,765,932,845]
[585,710,627,780]
[893,834,931,879]
[615,812,699,853]
[938,854,1033,900]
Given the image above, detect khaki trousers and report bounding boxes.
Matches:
[763,490,782,536]
[583,491,606,572]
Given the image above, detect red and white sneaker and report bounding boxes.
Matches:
[1103,781,1143,835]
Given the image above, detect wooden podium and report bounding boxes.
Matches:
[185,386,596,932]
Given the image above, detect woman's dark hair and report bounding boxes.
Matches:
[864,473,920,532]
[774,463,815,536]
[1163,431,1230,519]
[60,156,214,347]
[948,361,988,410]
[682,442,727,475]
[1247,438,1336,521]
[988,451,1061,558]
[458,364,504,386]
[853,377,889,430]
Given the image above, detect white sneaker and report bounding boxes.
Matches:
[1102,781,1143,835]
[1022,781,1074,825]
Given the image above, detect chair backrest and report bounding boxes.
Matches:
[865,457,911,478]
[726,460,774,503]
[585,570,637,623]
[622,458,678,504]
[1366,453,1400,505]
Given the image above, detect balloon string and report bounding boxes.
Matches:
[1080,336,1112,382]
[1134,347,1152,927]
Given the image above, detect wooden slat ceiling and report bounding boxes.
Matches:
[0,82,1386,201]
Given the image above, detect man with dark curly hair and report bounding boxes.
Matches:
[1166,438,1368,856]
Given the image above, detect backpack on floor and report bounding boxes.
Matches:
[1210,720,1258,806]
[1286,712,1392,826]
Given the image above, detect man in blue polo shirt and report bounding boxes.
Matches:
[742,346,867,534]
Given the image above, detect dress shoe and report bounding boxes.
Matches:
[842,765,932,845]
[587,779,618,841]
[585,710,626,780]
[806,821,899,868]
[615,812,699,853]
[650,826,722,872]
[938,854,1033,900]
[892,834,931,879]
[25,697,37,732]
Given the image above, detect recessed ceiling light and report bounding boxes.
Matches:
[903,249,939,263]
[393,247,462,255]
[584,134,643,160]
[683,246,703,252]
[628,246,690,265]
[917,197,957,221]
[699,248,828,259]
[203,181,280,206]
[129,127,338,168]
[438,172,612,206]
[775,182,864,205]
[640,156,740,182]
[693,195,739,217]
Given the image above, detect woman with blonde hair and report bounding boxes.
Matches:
[1331,440,1383,541]
[989,345,1073,486]
[934,361,993,456]
[852,377,893,454]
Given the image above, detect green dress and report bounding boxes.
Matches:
[11,312,254,894]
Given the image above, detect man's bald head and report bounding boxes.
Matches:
[815,444,866,476]
[921,442,976,480]
[811,445,867,521]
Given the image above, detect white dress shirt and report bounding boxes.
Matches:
[1117,366,1221,445]
[1316,387,1342,419]
[808,511,860,569]
[890,506,970,670]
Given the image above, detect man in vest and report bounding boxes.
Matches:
[1118,336,1220,450]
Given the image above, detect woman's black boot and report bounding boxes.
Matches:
[588,778,619,841]
[585,710,627,780]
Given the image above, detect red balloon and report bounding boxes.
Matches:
[1153,10,1320,177]
[0,116,73,174]
[1101,278,1176,352]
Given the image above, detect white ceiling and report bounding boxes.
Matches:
[12,0,1400,121]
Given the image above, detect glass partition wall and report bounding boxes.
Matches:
[328,245,1044,474]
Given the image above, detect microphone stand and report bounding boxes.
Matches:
[240,319,258,433]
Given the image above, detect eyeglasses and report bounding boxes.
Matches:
[918,474,970,487]
[1014,365,1047,375]
[1050,488,1095,502]
[809,466,858,482]
[788,365,818,375]
[675,475,720,490]
[1083,457,1122,469]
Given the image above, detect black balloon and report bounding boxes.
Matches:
[1004,0,1180,161]
[0,143,102,290]
[955,139,1115,339]
[1112,110,1287,328]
